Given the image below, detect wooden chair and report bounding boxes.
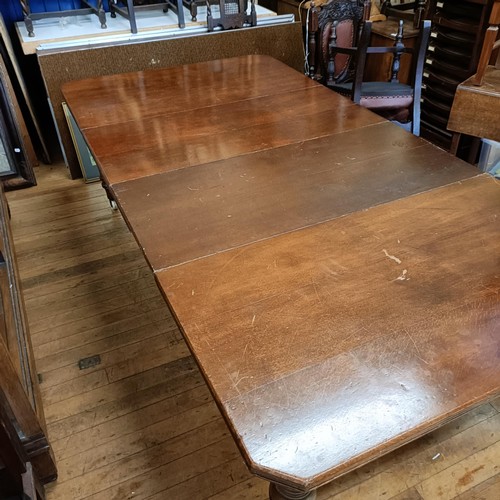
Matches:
[471,0,500,86]
[380,0,428,28]
[206,0,257,31]
[20,0,106,37]
[306,0,371,82]
[109,0,186,32]
[326,19,431,135]
[447,0,500,158]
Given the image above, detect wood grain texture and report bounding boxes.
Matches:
[6,165,500,500]
[61,55,500,495]
[448,66,500,142]
[112,125,476,271]
[63,55,384,185]
[62,56,319,131]
[84,87,383,185]
[159,175,500,489]
[40,23,306,178]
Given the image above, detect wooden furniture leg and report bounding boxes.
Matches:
[101,180,118,210]
[467,136,482,164]
[471,1,500,85]
[269,483,317,500]
[21,0,107,37]
[19,0,33,37]
[307,2,319,79]
[450,132,461,156]
[110,0,138,33]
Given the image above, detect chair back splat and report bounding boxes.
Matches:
[309,9,431,136]
[206,0,256,31]
[307,0,370,81]
[351,20,430,136]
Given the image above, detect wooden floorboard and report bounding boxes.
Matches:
[7,165,500,499]
[34,304,175,364]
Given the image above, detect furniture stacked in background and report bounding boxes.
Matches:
[110,0,256,28]
[380,0,427,28]
[420,0,495,153]
[19,0,107,37]
[471,0,500,86]
[306,0,370,83]
[327,18,431,135]
[206,0,257,31]
[18,0,258,35]
[307,1,431,136]
[306,0,498,155]
[366,18,420,84]
[108,0,185,32]
[448,0,500,159]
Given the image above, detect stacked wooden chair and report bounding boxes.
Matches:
[447,0,500,155]
[206,0,257,31]
[307,0,431,135]
[380,0,428,28]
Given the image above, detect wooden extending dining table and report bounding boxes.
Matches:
[62,55,500,500]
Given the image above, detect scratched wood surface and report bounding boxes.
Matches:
[159,174,500,489]
[112,128,475,271]
[61,56,320,131]
[61,55,500,493]
[6,164,500,499]
[82,86,383,186]
[63,55,385,186]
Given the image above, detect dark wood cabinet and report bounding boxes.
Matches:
[0,185,56,497]
[421,0,494,151]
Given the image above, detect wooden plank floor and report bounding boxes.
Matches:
[7,164,500,500]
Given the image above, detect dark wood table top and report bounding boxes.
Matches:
[62,55,500,492]
[158,174,500,488]
[112,129,475,272]
[82,85,384,186]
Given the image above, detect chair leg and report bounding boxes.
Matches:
[467,137,481,165]
[450,132,461,156]
[392,120,412,133]
[412,97,421,137]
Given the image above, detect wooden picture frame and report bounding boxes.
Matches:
[0,13,50,163]
[0,51,36,190]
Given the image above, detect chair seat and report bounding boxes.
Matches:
[333,81,414,109]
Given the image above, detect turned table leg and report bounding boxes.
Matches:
[269,482,317,500]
